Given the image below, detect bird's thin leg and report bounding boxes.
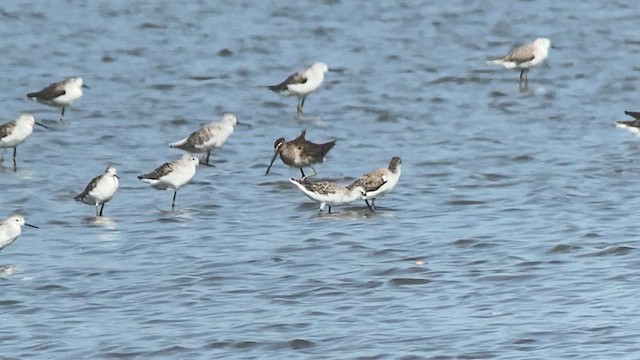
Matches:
[99,204,105,217]
[11,158,16,172]
[328,206,332,214]
[371,198,376,211]
[205,151,210,165]
[60,107,65,122]
[12,147,16,159]
[296,97,303,117]
[172,190,177,210]
[365,199,374,211]
[95,204,99,217]
[300,168,306,181]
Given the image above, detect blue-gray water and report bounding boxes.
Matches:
[2,1,640,359]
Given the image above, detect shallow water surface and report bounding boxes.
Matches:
[2,1,640,359]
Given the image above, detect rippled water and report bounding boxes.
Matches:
[2,1,640,359]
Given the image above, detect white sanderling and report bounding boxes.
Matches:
[0,114,47,165]
[0,215,38,256]
[616,111,640,135]
[266,129,336,179]
[289,178,366,213]
[169,113,242,166]
[347,156,402,211]
[138,154,200,210]
[486,38,551,85]
[74,166,120,217]
[27,77,88,121]
[268,62,328,117]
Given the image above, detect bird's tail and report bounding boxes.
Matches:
[625,111,640,120]
[169,138,188,149]
[485,59,503,66]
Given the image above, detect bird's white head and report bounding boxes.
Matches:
[350,185,367,199]
[105,166,117,176]
[183,154,200,166]
[16,114,35,126]
[7,215,26,227]
[67,77,84,88]
[312,62,329,73]
[220,113,238,126]
[534,38,551,52]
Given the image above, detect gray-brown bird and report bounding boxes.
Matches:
[265,129,336,180]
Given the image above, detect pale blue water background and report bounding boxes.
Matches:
[1,1,640,359]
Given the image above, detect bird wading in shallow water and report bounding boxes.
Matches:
[486,38,551,86]
[0,114,47,169]
[347,156,402,211]
[74,166,120,217]
[268,62,328,117]
[138,154,199,211]
[169,113,246,166]
[289,178,366,214]
[266,129,336,180]
[27,77,88,121]
[0,215,38,256]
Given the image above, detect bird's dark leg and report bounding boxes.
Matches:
[172,190,177,210]
[60,107,65,122]
[11,158,16,172]
[99,204,105,217]
[519,69,529,85]
[205,151,210,165]
[365,199,374,211]
[12,147,16,159]
[296,97,303,117]
[300,168,306,180]
[328,206,332,214]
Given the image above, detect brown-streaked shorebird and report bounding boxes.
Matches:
[265,129,336,180]
[347,156,402,211]
[289,178,366,214]
[169,113,242,166]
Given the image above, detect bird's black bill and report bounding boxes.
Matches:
[236,121,252,128]
[35,122,48,129]
[82,84,91,89]
[25,223,39,229]
[265,152,278,175]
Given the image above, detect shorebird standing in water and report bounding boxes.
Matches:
[74,166,120,217]
[0,114,47,168]
[138,154,199,210]
[27,77,88,121]
[0,215,38,256]
[616,111,640,135]
[347,156,402,211]
[486,38,551,86]
[266,129,336,180]
[169,113,241,166]
[289,178,366,214]
[268,62,328,117]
